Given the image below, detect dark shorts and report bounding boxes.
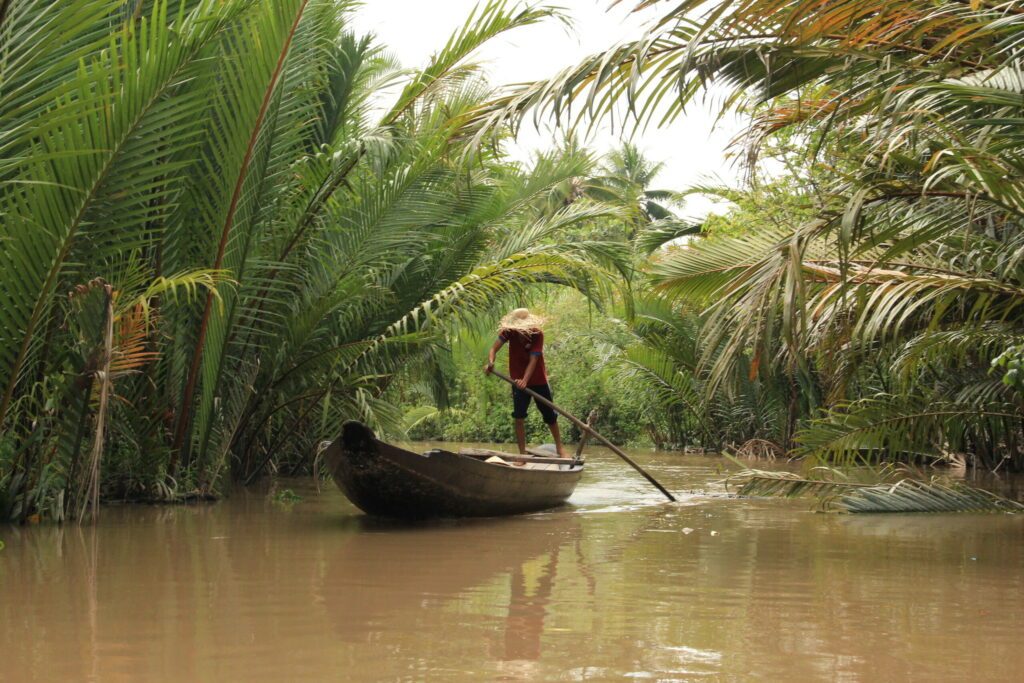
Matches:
[512,383,558,424]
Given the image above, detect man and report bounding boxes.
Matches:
[484,308,567,457]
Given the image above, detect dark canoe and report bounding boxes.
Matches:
[323,421,584,519]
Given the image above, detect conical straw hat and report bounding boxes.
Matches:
[499,308,545,332]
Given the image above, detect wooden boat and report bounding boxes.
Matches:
[323,421,584,519]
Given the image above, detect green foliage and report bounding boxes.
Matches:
[596,293,793,450]
[11,0,1024,527]
[405,290,653,446]
[482,0,1024,472]
[0,0,619,521]
[993,345,1024,392]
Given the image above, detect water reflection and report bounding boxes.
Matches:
[320,515,581,650]
[501,547,557,661]
[1,447,1023,682]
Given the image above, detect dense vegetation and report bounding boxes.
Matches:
[0,0,622,521]
[5,0,1024,522]
[476,0,1024,472]
[402,143,691,448]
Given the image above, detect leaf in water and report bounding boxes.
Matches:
[831,479,1024,514]
[271,489,302,505]
[727,469,1024,514]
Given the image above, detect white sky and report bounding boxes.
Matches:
[351,0,746,218]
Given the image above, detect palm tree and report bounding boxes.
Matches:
[474,0,1024,471]
[586,143,678,238]
[0,0,623,521]
[598,292,790,452]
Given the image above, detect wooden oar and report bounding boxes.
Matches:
[489,369,676,502]
[574,409,598,462]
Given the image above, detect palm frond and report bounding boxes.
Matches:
[0,0,247,429]
[728,468,1024,513]
[795,395,1021,467]
[833,478,1024,514]
[728,468,870,500]
[634,219,703,255]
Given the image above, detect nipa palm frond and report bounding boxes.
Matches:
[727,468,1024,513]
[832,478,1024,514]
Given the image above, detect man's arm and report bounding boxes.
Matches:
[484,336,505,374]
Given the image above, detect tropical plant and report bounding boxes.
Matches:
[0,0,622,521]
[474,0,1024,471]
[584,143,682,239]
[597,291,791,450]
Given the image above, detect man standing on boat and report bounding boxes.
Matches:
[484,308,568,458]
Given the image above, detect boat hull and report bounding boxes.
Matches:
[324,421,583,519]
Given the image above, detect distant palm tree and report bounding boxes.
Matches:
[586,143,678,237]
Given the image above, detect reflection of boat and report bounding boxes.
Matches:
[324,421,583,519]
[322,515,580,645]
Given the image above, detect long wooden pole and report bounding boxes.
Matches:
[489,369,676,502]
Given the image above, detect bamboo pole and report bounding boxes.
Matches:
[489,369,676,502]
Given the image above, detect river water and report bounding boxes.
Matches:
[2,445,1023,682]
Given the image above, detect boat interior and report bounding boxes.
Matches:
[422,447,581,471]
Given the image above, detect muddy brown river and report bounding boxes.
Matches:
[2,445,1023,681]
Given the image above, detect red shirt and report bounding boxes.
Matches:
[499,329,547,384]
